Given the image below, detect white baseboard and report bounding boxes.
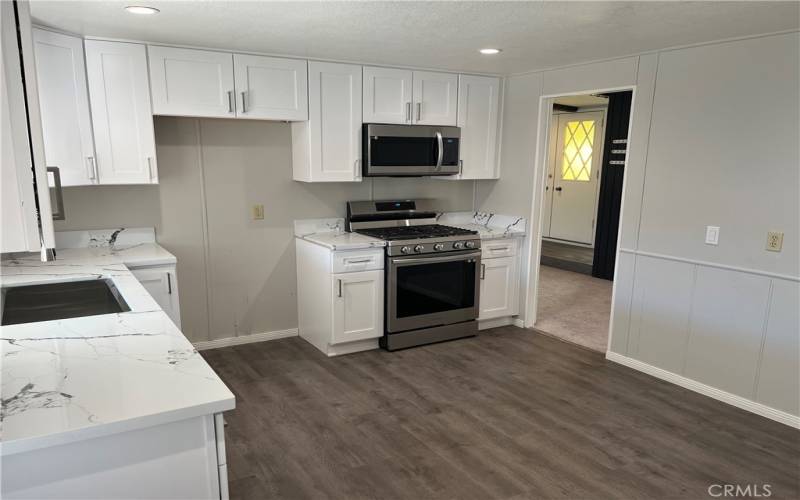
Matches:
[478,316,514,330]
[606,352,800,429]
[513,318,525,328]
[193,328,298,351]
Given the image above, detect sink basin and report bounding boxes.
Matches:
[1,279,131,326]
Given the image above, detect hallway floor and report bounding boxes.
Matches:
[535,264,612,352]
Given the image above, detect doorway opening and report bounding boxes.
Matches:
[535,91,633,352]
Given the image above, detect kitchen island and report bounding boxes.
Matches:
[1,239,234,499]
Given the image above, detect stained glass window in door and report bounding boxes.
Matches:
[561,120,595,181]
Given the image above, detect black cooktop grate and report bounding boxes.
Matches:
[355,224,478,241]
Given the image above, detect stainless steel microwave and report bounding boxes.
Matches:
[362,123,460,177]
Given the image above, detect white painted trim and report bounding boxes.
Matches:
[618,248,800,282]
[193,328,298,351]
[606,352,800,429]
[513,318,525,328]
[478,316,514,330]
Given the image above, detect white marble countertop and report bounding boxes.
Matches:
[293,212,526,248]
[0,243,235,456]
[294,218,386,251]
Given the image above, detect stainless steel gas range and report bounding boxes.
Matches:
[346,199,480,350]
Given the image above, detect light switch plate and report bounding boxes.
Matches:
[252,204,265,220]
[766,231,783,252]
[705,226,720,245]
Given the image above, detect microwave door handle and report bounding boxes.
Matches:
[435,131,443,170]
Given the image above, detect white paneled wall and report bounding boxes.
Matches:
[619,252,799,418]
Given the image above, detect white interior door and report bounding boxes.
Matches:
[548,111,605,244]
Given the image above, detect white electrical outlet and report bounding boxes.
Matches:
[766,231,783,252]
[705,226,720,246]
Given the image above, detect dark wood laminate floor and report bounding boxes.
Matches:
[202,327,800,500]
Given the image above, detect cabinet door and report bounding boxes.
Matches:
[131,267,181,328]
[303,61,362,181]
[234,54,308,120]
[479,256,519,320]
[148,46,235,118]
[1,1,40,252]
[32,29,97,186]
[457,75,501,179]
[85,41,157,184]
[412,71,458,126]
[332,270,383,344]
[362,66,412,124]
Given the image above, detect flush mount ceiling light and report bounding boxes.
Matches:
[479,48,502,55]
[125,5,160,15]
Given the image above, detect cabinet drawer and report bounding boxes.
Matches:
[481,239,517,258]
[332,249,384,273]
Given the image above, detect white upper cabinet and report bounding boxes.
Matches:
[456,74,501,179]
[292,61,362,182]
[32,29,97,187]
[362,66,413,124]
[412,71,458,126]
[234,54,308,121]
[148,46,235,118]
[85,40,157,184]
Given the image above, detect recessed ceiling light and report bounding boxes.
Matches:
[479,48,502,55]
[125,5,160,15]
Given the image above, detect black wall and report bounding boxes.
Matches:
[592,91,633,280]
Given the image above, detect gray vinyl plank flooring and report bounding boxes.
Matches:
[201,327,800,500]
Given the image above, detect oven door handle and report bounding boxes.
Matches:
[391,251,481,266]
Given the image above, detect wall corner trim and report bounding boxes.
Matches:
[606,351,800,429]
[193,328,299,350]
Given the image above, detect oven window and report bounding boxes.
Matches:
[370,136,436,166]
[396,260,476,318]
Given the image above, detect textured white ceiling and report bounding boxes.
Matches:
[30,1,800,74]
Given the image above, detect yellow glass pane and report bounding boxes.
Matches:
[561,119,595,182]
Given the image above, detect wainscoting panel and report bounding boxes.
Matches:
[629,255,695,373]
[683,266,771,399]
[756,279,800,414]
[608,251,635,354]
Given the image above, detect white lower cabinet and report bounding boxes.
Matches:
[296,238,384,356]
[332,270,383,344]
[478,238,520,322]
[130,264,181,328]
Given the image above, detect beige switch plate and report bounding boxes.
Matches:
[766,231,783,252]
[252,204,265,220]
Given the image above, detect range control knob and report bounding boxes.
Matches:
[433,243,445,251]
[465,241,476,249]
[414,245,425,253]
[400,246,411,254]
[453,241,465,249]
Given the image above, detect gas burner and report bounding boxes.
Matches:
[355,224,477,241]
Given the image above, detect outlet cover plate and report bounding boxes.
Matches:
[766,231,783,252]
[705,226,720,246]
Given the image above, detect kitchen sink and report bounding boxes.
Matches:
[1,278,131,326]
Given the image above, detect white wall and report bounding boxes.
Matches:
[480,31,800,424]
[54,117,476,343]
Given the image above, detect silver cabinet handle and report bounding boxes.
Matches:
[416,102,421,122]
[241,91,247,114]
[337,279,342,298]
[435,131,443,169]
[345,258,373,264]
[489,247,510,252]
[47,166,65,220]
[405,102,411,123]
[480,263,486,280]
[227,90,234,113]
[166,272,172,294]
[147,157,156,182]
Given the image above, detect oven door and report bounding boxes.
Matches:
[387,250,480,333]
